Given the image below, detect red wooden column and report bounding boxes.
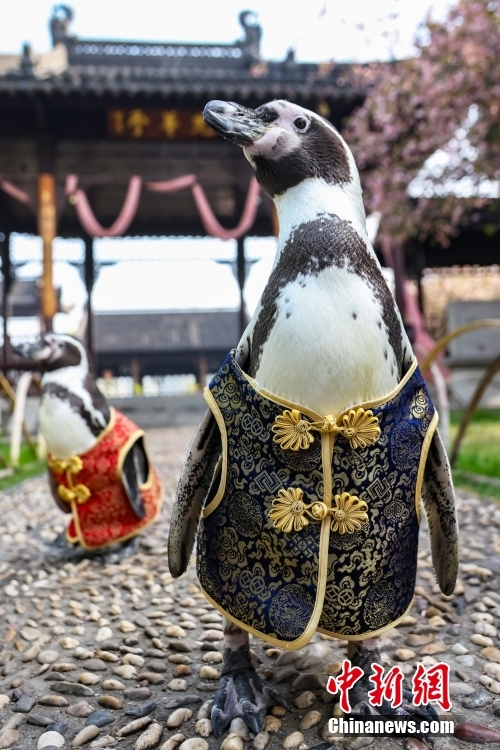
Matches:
[38,174,57,332]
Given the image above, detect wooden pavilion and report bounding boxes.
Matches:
[0,5,365,370]
[0,6,498,376]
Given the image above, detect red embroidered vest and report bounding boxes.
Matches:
[48,408,162,549]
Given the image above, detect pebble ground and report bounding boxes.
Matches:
[0,426,500,750]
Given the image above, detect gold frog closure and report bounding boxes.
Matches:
[48,454,91,505]
[269,488,368,535]
[271,410,315,451]
[272,407,380,452]
[57,483,91,504]
[47,455,83,475]
[269,487,329,532]
[330,492,369,534]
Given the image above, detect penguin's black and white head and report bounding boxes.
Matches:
[203,99,358,198]
[14,334,88,374]
[15,333,109,456]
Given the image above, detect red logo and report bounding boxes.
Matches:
[368,663,405,708]
[412,662,452,712]
[326,660,364,713]
[326,660,452,713]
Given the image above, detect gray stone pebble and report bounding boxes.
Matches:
[146,659,167,672]
[450,681,476,696]
[117,716,153,737]
[178,740,208,750]
[84,659,108,672]
[97,695,123,710]
[125,687,152,700]
[125,699,157,718]
[282,731,305,748]
[48,723,69,734]
[195,718,212,737]
[39,694,70,707]
[253,732,270,750]
[26,712,55,726]
[462,689,493,708]
[167,708,193,728]
[0,729,21,748]
[72,725,101,747]
[51,682,94,697]
[456,654,475,667]
[2,434,500,748]
[37,731,65,749]
[85,711,115,727]
[134,722,163,750]
[137,671,165,684]
[66,701,96,718]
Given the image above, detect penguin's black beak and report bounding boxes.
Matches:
[203,100,273,146]
[13,337,51,361]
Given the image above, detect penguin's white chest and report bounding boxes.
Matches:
[39,395,97,458]
[253,266,399,416]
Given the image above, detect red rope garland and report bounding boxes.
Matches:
[65,174,260,240]
[0,174,261,240]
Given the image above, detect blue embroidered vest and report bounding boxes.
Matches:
[197,351,437,649]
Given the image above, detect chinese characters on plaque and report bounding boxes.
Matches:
[107,109,216,140]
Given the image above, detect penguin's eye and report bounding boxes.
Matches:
[58,342,65,349]
[293,117,309,132]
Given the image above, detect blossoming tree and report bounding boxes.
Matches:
[344,0,500,250]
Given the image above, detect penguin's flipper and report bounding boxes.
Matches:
[168,408,222,578]
[48,469,72,514]
[421,427,459,596]
[121,437,149,519]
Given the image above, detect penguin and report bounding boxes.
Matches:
[168,100,458,736]
[15,333,162,554]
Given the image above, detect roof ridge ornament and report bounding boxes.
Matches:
[19,44,35,78]
[50,5,75,47]
[239,10,261,62]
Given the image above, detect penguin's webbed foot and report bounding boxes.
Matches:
[49,530,74,549]
[43,533,139,564]
[211,644,288,738]
[353,692,438,747]
[96,535,140,563]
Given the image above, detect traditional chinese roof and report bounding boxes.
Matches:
[0,6,361,108]
[0,6,365,240]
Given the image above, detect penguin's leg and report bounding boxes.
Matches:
[421,428,458,596]
[44,469,80,552]
[211,620,288,738]
[347,638,439,735]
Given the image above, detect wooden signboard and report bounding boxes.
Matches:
[107,109,217,140]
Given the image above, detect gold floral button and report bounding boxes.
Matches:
[268,488,368,535]
[272,410,315,451]
[269,487,311,532]
[272,406,379,452]
[330,492,369,534]
[338,409,380,449]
